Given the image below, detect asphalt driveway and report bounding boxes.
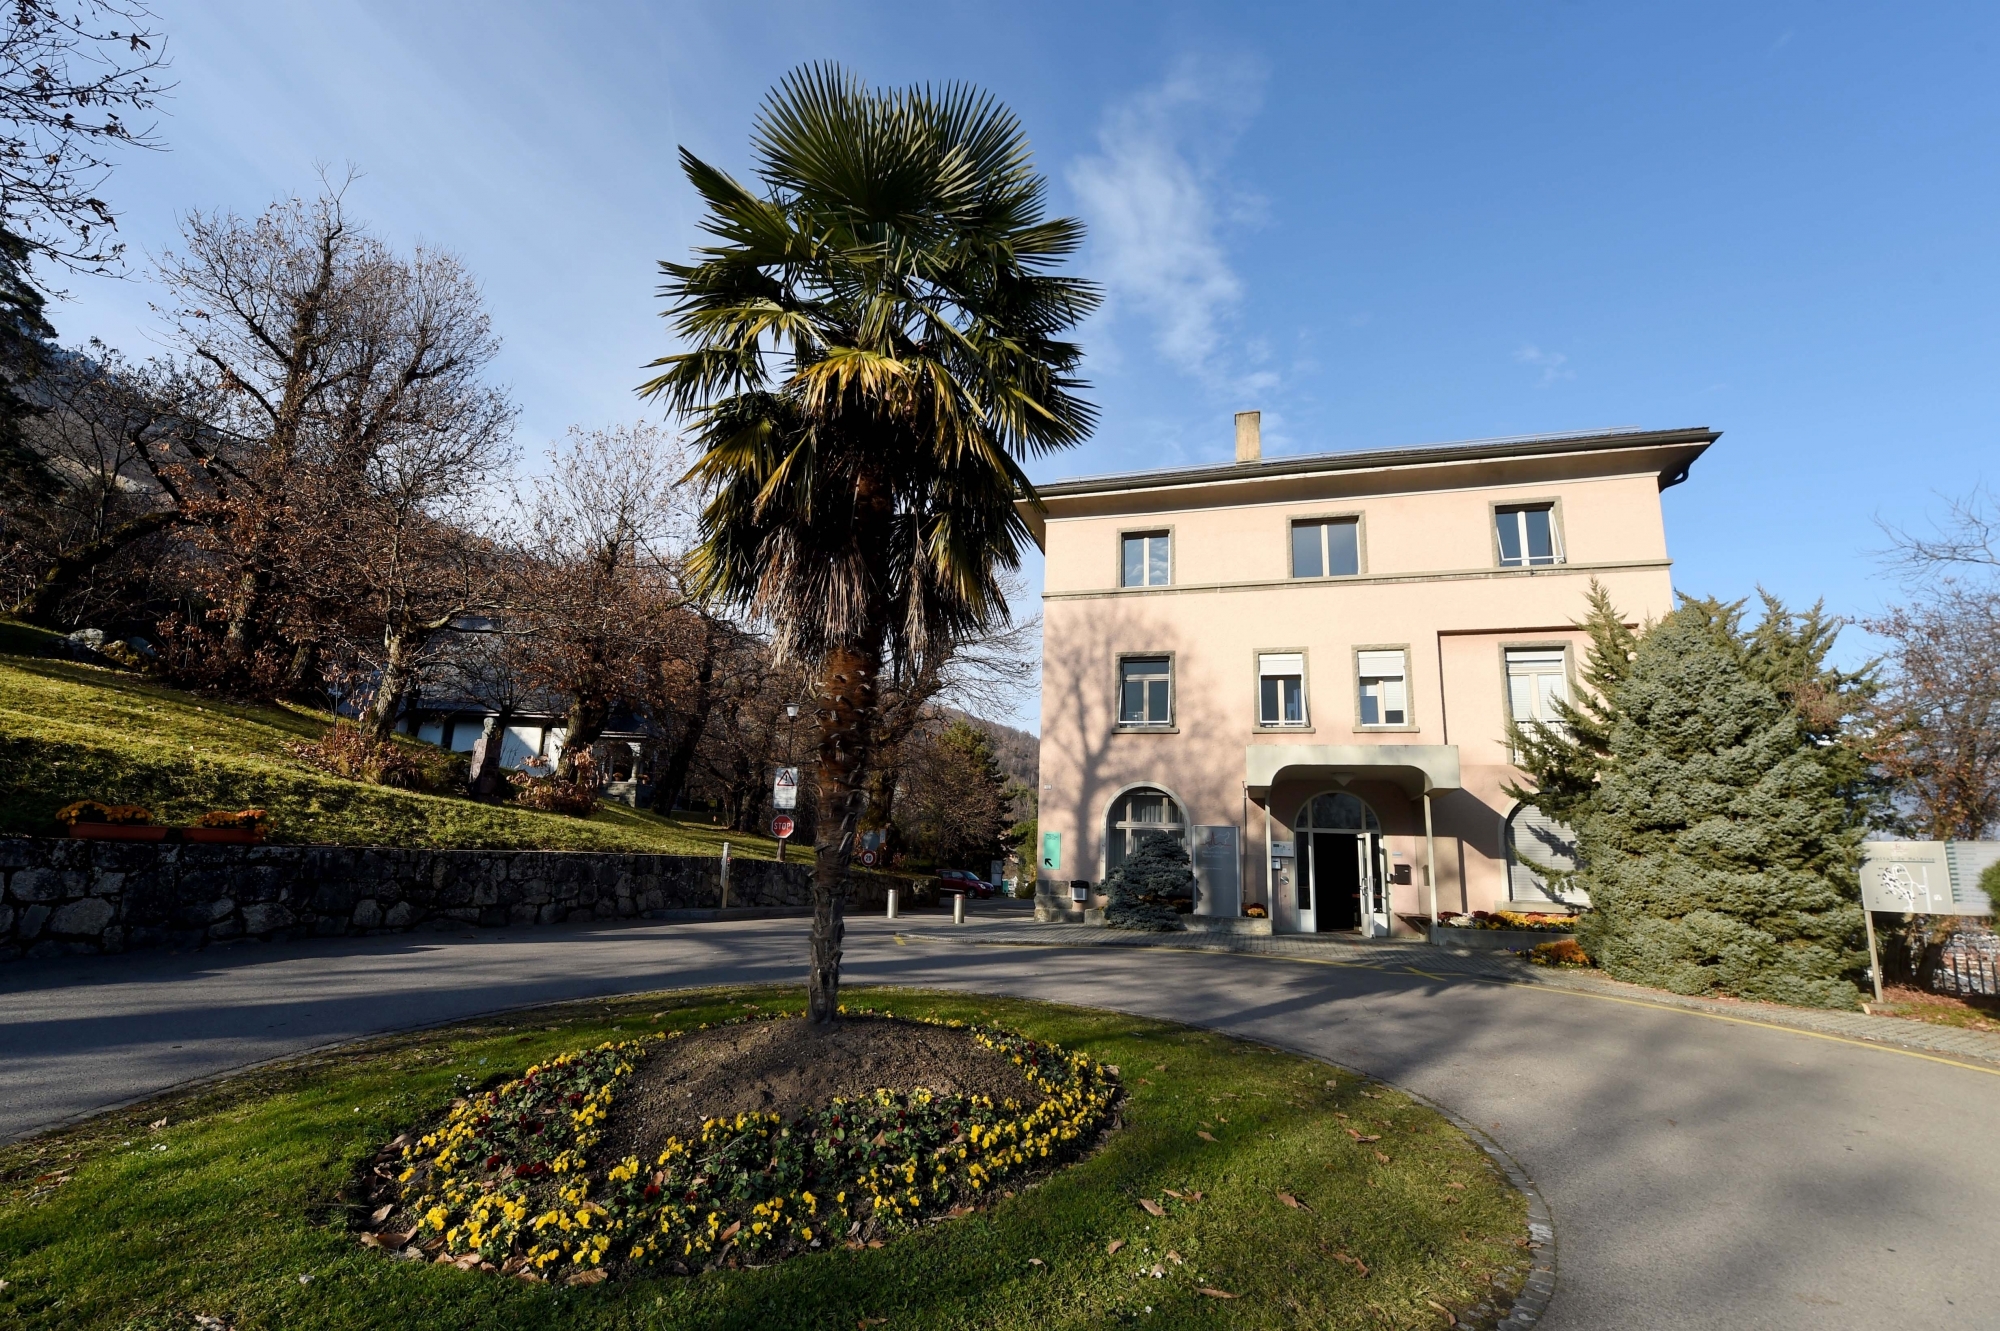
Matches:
[2,914,1993,1330]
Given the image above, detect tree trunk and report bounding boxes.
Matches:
[650,627,722,814]
[16,508,181,626]
[807,636,882,1026]
[467,705,514,797]
[282,638,320,701]
[361,630,416,740]
[558,693,611,780]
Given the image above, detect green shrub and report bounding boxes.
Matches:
[1574,607,1864,1008]
[1102,834,1189,932]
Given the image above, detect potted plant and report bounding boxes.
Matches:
[184,809,269,844]
[57,801,169,841]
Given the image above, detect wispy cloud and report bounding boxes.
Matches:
[1515,344,1575,387]
[1068,58,1264,386]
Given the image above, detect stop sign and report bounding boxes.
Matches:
[771,814,795,840]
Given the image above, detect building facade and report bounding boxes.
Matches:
[1030,419,1716,935]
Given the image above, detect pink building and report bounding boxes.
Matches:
[1028,418,1717,936]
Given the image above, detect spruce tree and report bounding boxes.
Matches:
[1576,604,1865,1008]
[1103,834,1189,932]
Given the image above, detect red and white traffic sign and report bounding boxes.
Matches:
[771,814,795,840]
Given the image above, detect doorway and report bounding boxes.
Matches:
[1290,791,1384,935]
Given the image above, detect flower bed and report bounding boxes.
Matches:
[1436,909,1577,932]
[384,1011,1119,1283]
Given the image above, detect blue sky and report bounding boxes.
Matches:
[47,2,2000,729]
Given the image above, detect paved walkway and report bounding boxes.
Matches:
[2,913,1994,1331]
[902,916,2000,1065]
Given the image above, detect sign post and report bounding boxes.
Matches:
[772,768,799,861]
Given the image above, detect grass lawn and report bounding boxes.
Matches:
[1867,984,1999,1033]
[0,647,784,858]
[0,988,1530,1330]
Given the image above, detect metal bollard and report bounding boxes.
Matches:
[953,893,966,925]
[886,888,899,920]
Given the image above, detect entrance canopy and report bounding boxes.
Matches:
[1245,743,1461,797]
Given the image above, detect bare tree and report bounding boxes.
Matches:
[4,343,203,624]
[1869,492,2000,838]
[513,423,691,775]
[1882,488,2000,580]
[0,0,168,274]
[156,181,513,688]
[1865,586,2000,840]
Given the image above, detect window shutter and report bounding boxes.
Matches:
[1258,652,1304,676]
[1357,650,1404,677]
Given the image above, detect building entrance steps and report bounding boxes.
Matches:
[878,914,2000,1070]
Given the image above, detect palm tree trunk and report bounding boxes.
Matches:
[807,636,881,1026]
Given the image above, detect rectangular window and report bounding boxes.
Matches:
[1506,648,1569,728]
[1495,505,1563,567]
[1357,649,1408,727]
[1290,518,1360,578]
[1121,531,1171,587]
[1257,652,1307,726]
[1118,656,1173,726]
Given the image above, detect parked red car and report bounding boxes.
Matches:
[929,869,996,900]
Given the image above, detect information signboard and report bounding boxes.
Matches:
[1859,841,1996,915]
[772,766,800,811]
[1038,830,1062,873]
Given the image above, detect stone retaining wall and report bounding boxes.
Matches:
[0,837,889,961]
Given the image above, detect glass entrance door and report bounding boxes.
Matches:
[1292,792,1384,936]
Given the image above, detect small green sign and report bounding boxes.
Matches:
[1039,830,1062,873]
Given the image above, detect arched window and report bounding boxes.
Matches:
[1105,786,1186,873]
[1292,791,1380,835]
[1506,803,1581,905]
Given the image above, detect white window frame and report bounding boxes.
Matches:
[1289,515,1363,579]
[1493,503,1566,568]
[1355,647,1411,729]
[1256,651,1309,728]
[1116,654,1174,728]
[1120,529,1172,588]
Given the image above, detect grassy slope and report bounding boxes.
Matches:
[0,649,784,857]
[0,987,1530,1331]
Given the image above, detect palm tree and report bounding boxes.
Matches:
[642,65,1098,1024]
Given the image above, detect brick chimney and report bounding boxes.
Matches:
[1234,410,1261,464]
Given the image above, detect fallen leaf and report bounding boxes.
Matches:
[945,1205,975,1219]
[1277,1191,1311,1211]
[1336,1113,1350,1120]
[1426,1298,1456,1324]
[1137,1078,1152,1086]
[501,1255,527,1275]
[1325,1079,1339,1090]
[719,1220,742,1242]
[1165,1250,1184,1264]
[1107,1239,1126,1255]
[1187,1191,1204,1202]
[870,1130,887,1146]
[1197,1131,1217,1143]
[867,1238,885,1248]
[1334,1251,1371,1277]
[371,1204,395,1224]
[1104,1065,1121,1075]
[1446,1182,1466,1190]
[1163,1188,1183,1199]
[1154,1063,1167,1071]
[452,1253,482,1270]
[1028,1257,1043,1266]
[1359,1091,1380,1099]
[1139,1198,1166,1217]
[1150,1264,1165,1278]
[858,1320,887,1329]
[1198,1287,1239,1299]
[1374,1151,1391,1165]
[568,1268,608,1286]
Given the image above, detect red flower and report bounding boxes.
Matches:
[643,1184,662,1200]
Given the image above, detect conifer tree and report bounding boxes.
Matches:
[1575,603,1865,1007]
[1103,834,1190,932]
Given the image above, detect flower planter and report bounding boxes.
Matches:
[66,823,169,842]
[1430,925,1575,951]
[183,827,264,845]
